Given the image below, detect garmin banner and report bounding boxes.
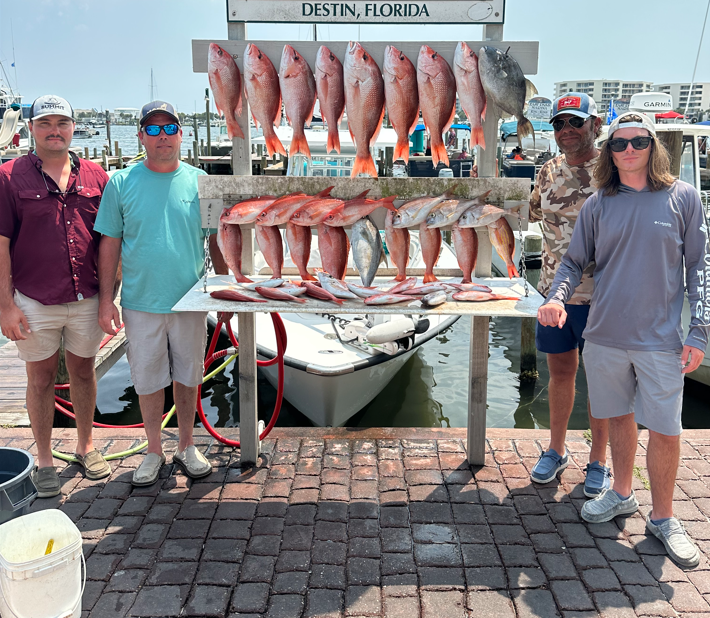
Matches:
[227,0,505,23]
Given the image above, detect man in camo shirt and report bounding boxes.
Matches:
[528,93,610,497]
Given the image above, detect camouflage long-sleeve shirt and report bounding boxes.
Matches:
[529,154,597,305]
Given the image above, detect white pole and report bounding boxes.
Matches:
[684,0,710,119]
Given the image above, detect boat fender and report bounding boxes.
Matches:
[366,317,426,345]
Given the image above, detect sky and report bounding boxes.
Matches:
[0,0,708,113]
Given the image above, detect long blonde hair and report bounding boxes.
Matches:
[594,114,676,196]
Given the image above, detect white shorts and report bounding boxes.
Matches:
[582,340,685,436]
[123,309,208,396]
[14,291,104,362]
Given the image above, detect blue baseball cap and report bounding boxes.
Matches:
[139,100,180,126]
[550,93,598,122]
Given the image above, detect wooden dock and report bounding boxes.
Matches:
[0,327,127,427]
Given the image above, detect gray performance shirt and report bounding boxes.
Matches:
[545,180,710,353]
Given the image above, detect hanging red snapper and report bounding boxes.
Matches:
[208,43,245,140]
[452,221,478,284]
[286,223,316,281]
[453,42,486,149]
[315,45,345,154]
[420,223,442,283]
[243,43,286,157]
[216,219,252,284]
[385,209,410,282]
[417,45,456,168]
[317,223,350,280]
[343,42,385,178]
[255,225,284,279]
[279,44,317,159]
[383,45,419,164]
[488,217,520,279]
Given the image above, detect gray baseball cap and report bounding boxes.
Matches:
[139,100,180,126]
[30,95,73,121]
[609,112,656,138]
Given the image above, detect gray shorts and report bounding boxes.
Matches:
[123,309,208,396]
[582,340,684,436]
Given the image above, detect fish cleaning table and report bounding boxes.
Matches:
[173,274,544,466]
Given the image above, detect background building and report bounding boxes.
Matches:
[553,80,654,113]
[653,83,710,115]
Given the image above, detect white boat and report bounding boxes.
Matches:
[217,228,461,427]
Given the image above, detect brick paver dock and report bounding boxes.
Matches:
[6,426,710,617]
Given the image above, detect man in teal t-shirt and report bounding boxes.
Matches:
[95,100,224,486]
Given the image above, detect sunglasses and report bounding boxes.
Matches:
[40,167,83,195]
[143,123,179,136]
[608,136,653,152]
[552,116,588,132]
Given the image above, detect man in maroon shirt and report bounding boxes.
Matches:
[0,95,111,497]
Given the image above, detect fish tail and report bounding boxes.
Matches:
[227,117,245,140]
[423,273,439,284]
[235,273,254,284]
[264,131,287,158]
[351,152,378,178]
[394,274,407,282]
[507,262,520,279]
[516,116,534,144]
[393,137,410,164]
[471,125,486,150]
[327,127,341,154]
[289,130,312,159]
[301,272,317,281]
[379,195,398,211]
[430,139,449,168]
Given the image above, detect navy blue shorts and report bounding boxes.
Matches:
[536,303,590,354]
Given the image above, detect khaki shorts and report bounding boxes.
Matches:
[14,291,104,362]
[582,340,685,436]
[123,308,207,396]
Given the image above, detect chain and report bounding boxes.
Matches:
[517,210,529,298]
[203,203,212,294]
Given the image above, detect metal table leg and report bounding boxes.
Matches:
[467,315,489,465]
[238,312,260,464]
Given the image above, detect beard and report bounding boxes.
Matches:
[557,127,596,159]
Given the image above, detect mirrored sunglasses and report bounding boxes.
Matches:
[143,123,179,136]
[608,136,653,152]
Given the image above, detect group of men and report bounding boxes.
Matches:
[0,91,708,569]
[0,96,224,494]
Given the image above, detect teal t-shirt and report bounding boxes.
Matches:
[94,162,208,313]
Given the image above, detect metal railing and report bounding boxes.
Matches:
[700,190,710,216]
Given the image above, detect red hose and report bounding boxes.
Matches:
[53,315,288,445]
[196,313,287,447]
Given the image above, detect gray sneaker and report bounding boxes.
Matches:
[581,488,639,523]
[646,514,700,568]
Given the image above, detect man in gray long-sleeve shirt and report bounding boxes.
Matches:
[539,112,709,568]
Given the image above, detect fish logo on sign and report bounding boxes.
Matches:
[558,96,582,110]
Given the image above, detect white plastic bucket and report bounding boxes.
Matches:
[0,509,85,618]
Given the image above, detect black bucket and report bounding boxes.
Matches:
[0,448,37,525]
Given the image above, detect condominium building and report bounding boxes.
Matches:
[553,80,654,113]
[653,83,710,114]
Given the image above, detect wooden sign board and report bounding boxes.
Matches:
[192,39,538,76]
[226,0,505,24]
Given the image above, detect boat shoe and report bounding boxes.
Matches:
[581,488,639,523]
[173,445,212,479]
[646,514,700,568]
[584,461,612,498]
[31,466,61,498]
[530,448,569,484]
[132,453,166,487]
[74,449,111,481]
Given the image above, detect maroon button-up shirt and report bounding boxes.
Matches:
[0,151,108,305]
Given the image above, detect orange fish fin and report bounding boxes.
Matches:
[431,140,449,168]
[408,115,420,136]
[481,101,487,122]
[316,186,335,198]
[423,273,440,283]
[301,272,317,281]
[327,128,341,154]
[393,274,407,282]
[369,105,386,147]
[235,273,253,284]
[351,153,378,178]
[348,123,356,149]
[507,264,520,279]
[393,137,410,164]
[251,112,260,130]
[265,132,287,158]
[227,117,245,140]
[379,195,397,211]
[353,190,370,199]
[289,131,312,159]
[471,125,486,150]
[305,94,317,128]
[443,103,456,134]
[274,94,282,127]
